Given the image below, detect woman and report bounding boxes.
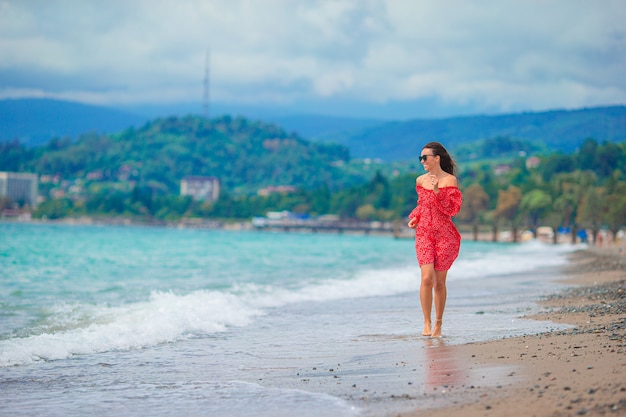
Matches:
[407,142,462,338]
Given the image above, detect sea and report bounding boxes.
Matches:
[0,222,582,416]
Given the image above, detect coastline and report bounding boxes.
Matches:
[2,216,592,243]
[2,220,624,416]
[393,244,626,417]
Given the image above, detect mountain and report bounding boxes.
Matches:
[0,98,387,148]
[266,114,385,142]
[2,98,625,162]
[0,98,148,146]
[323,106,626,160]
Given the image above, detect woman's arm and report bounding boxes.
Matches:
[408,176,422,228]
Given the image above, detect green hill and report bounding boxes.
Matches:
[2,115,366,195]
[319,106,626,160]
[2,111,624,228]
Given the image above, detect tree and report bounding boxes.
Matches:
[520,189,552,236]
[575,138,599,170]
[494,185,522,242]
[309,185,331,216]
[540,154,575,181]
[457,183,489,240]
[0,140,35,172]
[604,181,626,242]
[356,204,376,220]
[366,170,392,209]
[595,142,621,177]
[390,173,420,219]
[550,171,596,243]
[33,197,75,219]
[577,187,606,243]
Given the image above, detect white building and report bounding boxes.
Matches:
[0,172,38,207]
[180,176,220,202]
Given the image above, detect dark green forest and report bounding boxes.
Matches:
[1,114,625,241]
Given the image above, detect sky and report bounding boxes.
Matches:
[1,0,625,119]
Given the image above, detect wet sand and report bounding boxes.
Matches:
[249,243,624,417]
[393,244,626,417]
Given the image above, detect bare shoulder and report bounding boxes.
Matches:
[416,174,428,186]
[440,174,458,188]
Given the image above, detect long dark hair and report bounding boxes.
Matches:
[423,142,456,175]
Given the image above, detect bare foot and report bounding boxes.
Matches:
[422,321,432,336]
[430,320,443,338]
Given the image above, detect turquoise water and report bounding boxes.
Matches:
[0,222,578,416]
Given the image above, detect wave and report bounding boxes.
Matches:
[450,239,581,280]
[0,266,419,367]
[0,239,581,367]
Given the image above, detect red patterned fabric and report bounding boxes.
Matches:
[409,185,463,271]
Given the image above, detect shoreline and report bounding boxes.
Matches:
[1,220,624,416]
[3,217,611,245]
[393,244,626,417]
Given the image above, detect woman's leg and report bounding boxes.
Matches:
[419,263,435,336]
[431,269,448,337]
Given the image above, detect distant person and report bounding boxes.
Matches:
[407,142,463,338]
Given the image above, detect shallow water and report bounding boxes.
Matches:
[0,222,578,416]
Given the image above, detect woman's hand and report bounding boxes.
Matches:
[430,174,439,193]
[408,217,417,228]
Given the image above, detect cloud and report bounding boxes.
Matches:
[0,0,624,116]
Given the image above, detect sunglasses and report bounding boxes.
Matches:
[419,154,436,162]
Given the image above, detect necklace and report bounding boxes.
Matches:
[429,171,446,179]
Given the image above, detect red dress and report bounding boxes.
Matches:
[409,185,463,271]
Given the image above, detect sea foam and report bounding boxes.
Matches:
[0,239,579,367]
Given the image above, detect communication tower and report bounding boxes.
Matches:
[203,50,210,119]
